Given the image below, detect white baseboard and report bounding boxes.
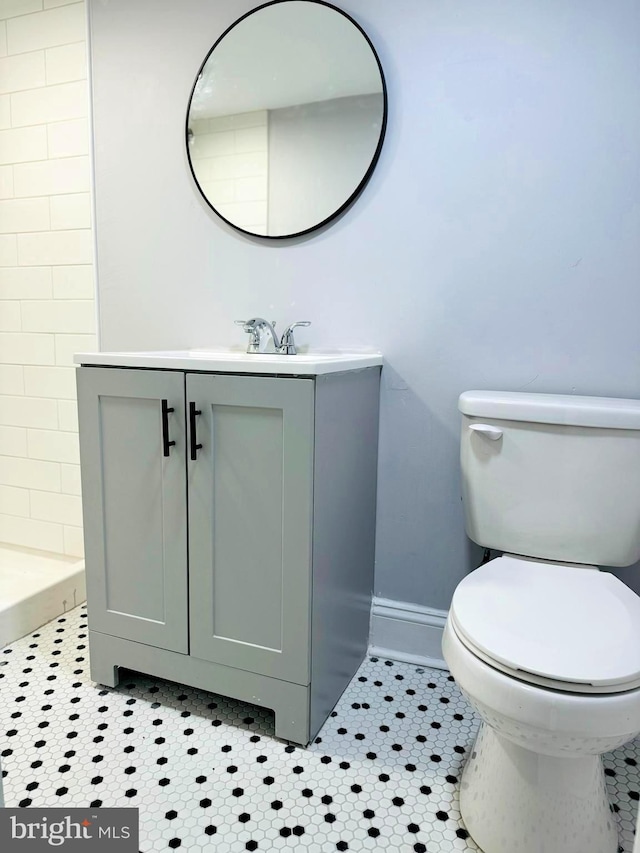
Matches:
[368,596,449,671]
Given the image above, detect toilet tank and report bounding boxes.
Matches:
[459,390,640,567]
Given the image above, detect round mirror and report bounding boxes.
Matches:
[186,0,387,239]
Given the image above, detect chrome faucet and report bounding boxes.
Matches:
[278,321,311,355]
[235,318,279,353]
[235,318,311,355]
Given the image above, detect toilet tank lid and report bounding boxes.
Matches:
[459,390,640,430]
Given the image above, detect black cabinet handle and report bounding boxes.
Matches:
[161,399,175,457]
[189,402,202,460]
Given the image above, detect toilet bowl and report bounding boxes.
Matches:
[444,555,640,853]
[444,390,640,853]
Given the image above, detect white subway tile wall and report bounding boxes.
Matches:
[0,0,93,557]
[189,112,268,234]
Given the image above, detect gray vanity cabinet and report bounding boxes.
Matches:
[77,363,380,744]
[187,373,314,685]
[76,368,189,653]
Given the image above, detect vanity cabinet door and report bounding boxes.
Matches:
[186,373,314,685]
[77,368,188,652]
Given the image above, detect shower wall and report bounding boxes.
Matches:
[0,0,94,558]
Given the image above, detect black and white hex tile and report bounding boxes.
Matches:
[1,603,638,852]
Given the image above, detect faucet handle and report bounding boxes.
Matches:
[234,318,276,329]
[279,321,311,355]
[235,319,260,352]
[235,317,279,353]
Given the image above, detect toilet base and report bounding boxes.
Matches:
[460,723,618,853]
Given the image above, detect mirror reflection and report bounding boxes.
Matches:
[186,0,386,238]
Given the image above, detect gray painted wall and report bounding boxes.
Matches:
[268,94,384,235]
[88,0,640,608]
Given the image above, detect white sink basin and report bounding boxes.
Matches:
[74,349,383,376]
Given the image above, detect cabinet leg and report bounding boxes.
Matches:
[91,661,120,688]
[89,638,121,687]
[273,695,311,746]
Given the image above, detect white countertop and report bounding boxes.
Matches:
[74,349,383,376]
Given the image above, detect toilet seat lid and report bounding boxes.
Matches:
[450,556,640,692]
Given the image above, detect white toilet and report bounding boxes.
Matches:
[442,390,640,853]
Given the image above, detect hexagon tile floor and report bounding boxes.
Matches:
[1,604,638,853]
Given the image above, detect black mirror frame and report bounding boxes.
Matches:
[185,0,387,240]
